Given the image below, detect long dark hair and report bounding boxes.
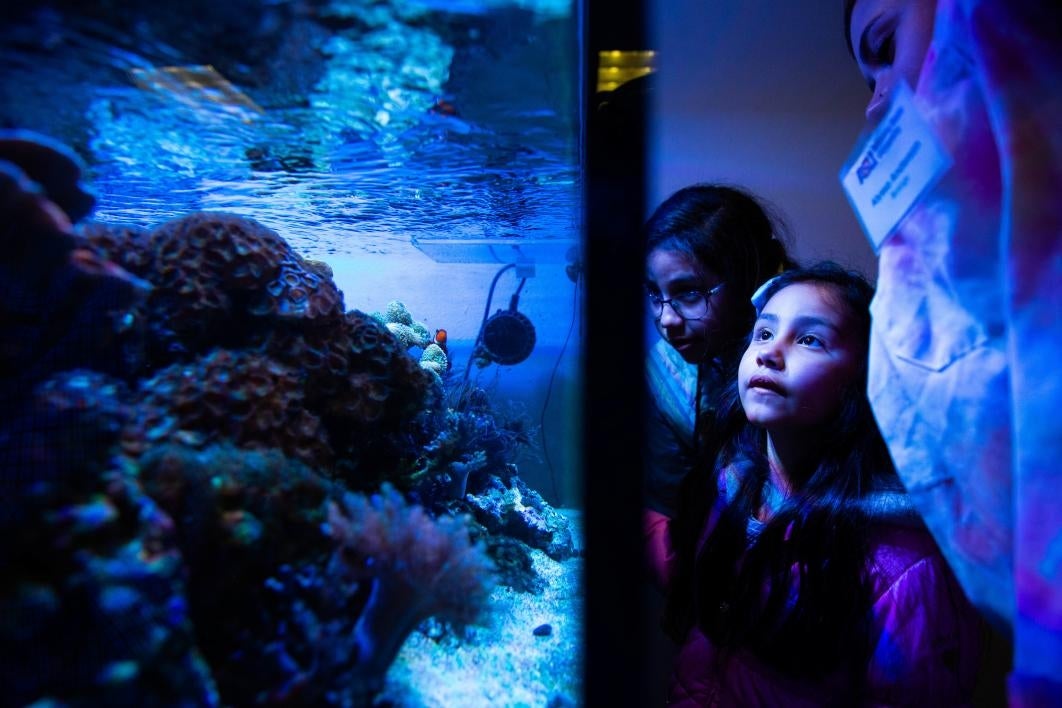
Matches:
[645,184,795,373]
[666,262,902,683]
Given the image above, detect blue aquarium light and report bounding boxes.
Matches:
[411,237,579,264]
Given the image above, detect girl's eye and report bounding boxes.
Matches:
[753,327,773,341]
[675,291,704,306]
[797,334,824,347]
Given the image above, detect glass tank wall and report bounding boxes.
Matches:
[0,0,583,705]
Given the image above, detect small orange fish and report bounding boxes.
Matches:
[429,99,459,117]
[434,329,451,370]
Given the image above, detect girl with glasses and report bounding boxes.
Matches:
[643,184,794,588]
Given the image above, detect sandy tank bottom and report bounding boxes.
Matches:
[379,509,583,707]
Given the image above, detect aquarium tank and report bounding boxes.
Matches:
[0,0,584,705]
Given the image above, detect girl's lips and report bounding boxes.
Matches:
[748,376,785,395]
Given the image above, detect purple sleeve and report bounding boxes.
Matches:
[865,550,986,707]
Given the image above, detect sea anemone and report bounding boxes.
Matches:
[326,484,495,697]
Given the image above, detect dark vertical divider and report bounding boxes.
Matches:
[582,1,650,705]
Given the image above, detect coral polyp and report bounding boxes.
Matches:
[123,349,334,470]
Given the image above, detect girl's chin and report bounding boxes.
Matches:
[673,342,707,362]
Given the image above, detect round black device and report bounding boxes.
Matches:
[480,308,536,365]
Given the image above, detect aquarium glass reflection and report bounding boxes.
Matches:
[0,0,583,705]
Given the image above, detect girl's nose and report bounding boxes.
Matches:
[757,345,783,369]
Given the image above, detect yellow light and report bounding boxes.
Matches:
[596,50,656,93]
[596,50,657,92]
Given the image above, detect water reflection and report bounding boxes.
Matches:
[0,0,579,258]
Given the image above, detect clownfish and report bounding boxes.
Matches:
[434,329,451,370]
[429,99,459,117]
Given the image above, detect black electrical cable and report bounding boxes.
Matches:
[539,267,581,505]
[463,262,516,382]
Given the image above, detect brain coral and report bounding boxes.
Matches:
[79,221,153,277]
[123,348,333,470]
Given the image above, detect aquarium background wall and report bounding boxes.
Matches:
[1,0,584,705]
[648,0,877,278]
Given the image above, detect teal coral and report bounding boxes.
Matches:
[420,342,448,375]
[385,299,413,325]
[386,321,427,348]
[378,299,432,350]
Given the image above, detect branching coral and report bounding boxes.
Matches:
[326,484,495,697]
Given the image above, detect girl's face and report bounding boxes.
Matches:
[739,283,863,431]
[849,0,937,122]
[646,248,733,364]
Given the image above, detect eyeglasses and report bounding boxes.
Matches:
[647,283,724,320]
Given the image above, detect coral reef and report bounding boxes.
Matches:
[1,134,146,415]
[1,131,576,706]
[123,349,333,470]
[327,484,495,698]
[0,371,219,707]
[80,213,345,364]
[82,217,444,488]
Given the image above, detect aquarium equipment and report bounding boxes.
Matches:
[412,236,579,264]
[465,261,538,376]
[480,300,537,365]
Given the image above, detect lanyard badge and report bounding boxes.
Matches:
[839,81,952,253]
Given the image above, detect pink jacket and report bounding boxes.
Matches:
[652,469,991,706]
